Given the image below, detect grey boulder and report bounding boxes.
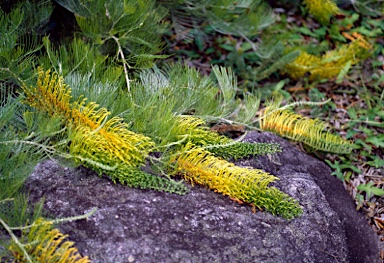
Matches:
[24,132,379,263]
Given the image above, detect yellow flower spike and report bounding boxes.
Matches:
[68,103,154,167]
[23,68,155,168]
[9,218,90,263]
[172,143,302,219]
[22,68,72,118]
[283,34,372,81]
[260,103,354,154]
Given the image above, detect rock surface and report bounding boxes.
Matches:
[24,132,379,263]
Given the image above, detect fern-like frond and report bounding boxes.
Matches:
[172,143,302,219]
[283,36,372,81]
[67,120,152,168]
[39,37,123,81]
[259,101,355,154]
[9,217,90,263]
[302,0,340,24]
[174,116,281,160]
[0,89,51,201]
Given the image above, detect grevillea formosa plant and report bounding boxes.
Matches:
[22,68,188,194]
[282,33,372,81]
[21,68,302,219]
[168,116,302,219]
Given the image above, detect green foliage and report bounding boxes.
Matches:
[0,196,44,230]
[55,0,169,69]
[0,1,53,86]
[325,159,362,181]
[39,37,123,82]
[0,86,52,201]
[13,65,297,217]
[118,65,262,145]
[325,82,383,207]
[348,0,384,17]
[357,182,384,199]
[143,115,300,219]
[160,0,274,39]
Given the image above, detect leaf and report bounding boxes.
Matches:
[355,139,372,151]
[366,157,384,168]
[366,135,384,148]
[272,80,286,92]
[325,160,345,181]
[336,60,352,84]
[296,27,317,37]
[347,108,357,120]
[357,182,384,199]
[324,159,361,181]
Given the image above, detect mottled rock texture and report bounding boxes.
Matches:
[24,132,379,263]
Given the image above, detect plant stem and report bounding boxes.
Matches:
[0,218,33,263]
[111,36,131,92]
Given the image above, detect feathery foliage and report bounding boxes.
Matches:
[171,142,302,219]
[1,1,380,262]
[22,68,154,166]
[0,1,53,86]
[39,37,123,82]
[260,98,355,154]
[0,86,52,201]
[119,65,263,146]
[8,217,90,263]
[55,0,169,69]
[0,196,44,261]
[161,116,302,219]
[159,0,274,40]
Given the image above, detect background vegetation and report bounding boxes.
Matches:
[0,0,383,261]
